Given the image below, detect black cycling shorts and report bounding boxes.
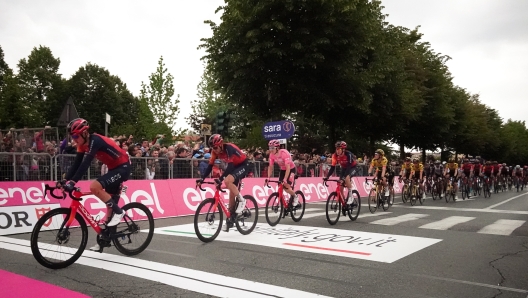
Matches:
[278,168,296,184]
[339,166,357,180]
[97,162,130,197]
[226,159,249,185]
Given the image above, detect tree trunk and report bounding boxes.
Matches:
[400,143,405,160]
[422,148,426,163]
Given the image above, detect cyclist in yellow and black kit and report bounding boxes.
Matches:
[443,158,459,201]
[368,149,389,197]
[410,158,424,197]
[399,157,412,181]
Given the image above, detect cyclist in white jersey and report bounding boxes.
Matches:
[267,140,299,206]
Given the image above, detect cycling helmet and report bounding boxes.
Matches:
[442,161,447,165]
[335,141,347,149]
[516,165,520,169]
[208,134,223,147]
[268,139,280,148]
[405,157,411,161]
[67,118,89,135]
[375,149,384,156]
[434,160,441,164]
[502,163,506,166]
[413,158,419,163]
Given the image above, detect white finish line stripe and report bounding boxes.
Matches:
[485,192,528,209]
[301,212,327,219]
[370,214,429,225]
[419,216,475,230]
[477,219,526,236]
[392,205,528,215]
[0,237,330,298]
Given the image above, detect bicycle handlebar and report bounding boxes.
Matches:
[195,180,226,193]
[323,178,344,187]
[44,184,83,201]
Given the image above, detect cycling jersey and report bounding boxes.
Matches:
[268,149,295,170]
[433,165,444,175]
[66,133,129,182]
[483,165,493,174]
[370,156,388,170]
[401,162,412,174]
[201,143,247,181]
[411,163,423,173]
[473,163,482,173]
[446,163,458,171]
[515,169,524,176]
[326,150,357,178]
[501,166,509,174]
[493,164,500,173]
[462,163,473,172]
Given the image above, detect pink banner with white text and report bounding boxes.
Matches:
[0,177,403,235]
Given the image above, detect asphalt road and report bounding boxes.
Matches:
[1,187,527,298]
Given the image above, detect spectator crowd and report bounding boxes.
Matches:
[1,126,382,182]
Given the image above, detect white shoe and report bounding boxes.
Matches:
[293,195,299,206]
[106,212,124,226]
[440,193,443,198]
[384,190,390,196]
[89,244,100,251]
[347,196,353,205]
[454,196,458,201]
[235,196,246,213]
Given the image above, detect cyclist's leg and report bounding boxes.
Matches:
[224,160,249,215]
[94,164,130,218]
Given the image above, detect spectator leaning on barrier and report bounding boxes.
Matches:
[173,147,191,178]
[199,153,210,177]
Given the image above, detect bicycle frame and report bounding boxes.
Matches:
[264,178,298,207]
[198,181,243,220]
[45,185,103,234]
[324,179,346,204]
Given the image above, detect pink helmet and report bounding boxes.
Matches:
[268,139,280,148]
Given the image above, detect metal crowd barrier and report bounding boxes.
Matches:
[0,152,54,181]
[0,153,375,181]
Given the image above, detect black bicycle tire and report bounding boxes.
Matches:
[194,198,223,243]
[325,192,341,225]
[347,190,361,221]
[368,189,378,213]
[113,202,154,256]
[235,195,259,235]
[265,193,283,226]
[291,191,306,222]
[31,208,88,269]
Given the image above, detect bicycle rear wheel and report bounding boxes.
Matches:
[445,186,451,202]
[325,192,341,225]
[368,189,378,213]
[265,193,283,226]
[347,190,361,221]
[290,191,306,222]
[235,195,258,235]
[402,185,408,203]
[194,198,223,243]
[432,184,438,200]
[113,202,154,256]
[30,208,88,269]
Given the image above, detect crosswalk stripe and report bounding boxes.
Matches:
[419,216,475,230]
[370,213,429,225]
[360,212,392,218]
[301,212,328,219]
[477,219,526,236]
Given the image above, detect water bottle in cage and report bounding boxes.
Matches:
[121,185,128,193]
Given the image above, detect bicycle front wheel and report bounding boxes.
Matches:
[347,190,361,221]
[325,192,341,225]
[113,202,154,256]
[402,185,408,203]
[235,195,258,235]
[194,198,223,243]
[30,208,88,269]
[368,189,378,213]
[291,191,306,222]
[265,193,283,226]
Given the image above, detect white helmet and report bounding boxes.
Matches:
[442,161,446,165]
[516,165,520,168]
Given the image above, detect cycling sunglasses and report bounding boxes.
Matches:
[71,134,80,139]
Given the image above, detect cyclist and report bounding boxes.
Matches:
[267,139,299,206]
[444,158,459,201]
[368,149,389,197]
[513,165,524,190]
[432,160,444,198]
[473,159,483,192]
[196,134,248,232]
[60,118,130,251]
[323,141,358,204]
[410,158,424,197]
[399,157,412,182]
[500,163,509,188]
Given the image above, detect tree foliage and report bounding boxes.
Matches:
[139,56,180,134]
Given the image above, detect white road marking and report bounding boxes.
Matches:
[392,205,528,215]
[419,216,476,230]
[359,212,392,218]
[369,213,429,225]
[301,212,328,219]
[484,192,528,209]
[0,237,331,298]
[477,219,526,236]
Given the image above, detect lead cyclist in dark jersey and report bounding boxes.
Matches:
[59,118,131,251]
[196,134,249,232]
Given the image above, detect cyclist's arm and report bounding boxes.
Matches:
[69,153,95,182]
[381,166,386,177]
[65,152,85,180]
[325,155,337,179]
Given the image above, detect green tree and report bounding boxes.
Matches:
[17,45,62,127]
[500,120,528,165]
[200,0,385,124]
[186,66,224,133]
[139,56,180,134]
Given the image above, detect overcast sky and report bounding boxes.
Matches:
[1,0,527,131]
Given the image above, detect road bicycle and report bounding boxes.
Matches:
[401,178,411,203]
[444,177,457,202]
[431,176,444,200]
[31,184,154,269]
[194,179,258,242]
[472,175,482,197]
[366,177,393,213]
[323,178,361,225]
[483,176,492,198]
[264,177,306,226]
[460,175,470,200]
[408,177,424,206]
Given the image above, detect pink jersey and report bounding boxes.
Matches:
[269,149,295,170]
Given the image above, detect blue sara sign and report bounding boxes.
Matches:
[262,120,296,140]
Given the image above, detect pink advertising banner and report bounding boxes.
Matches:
[0,177,404,235]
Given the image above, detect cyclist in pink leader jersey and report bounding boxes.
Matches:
[267,140,300,206]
